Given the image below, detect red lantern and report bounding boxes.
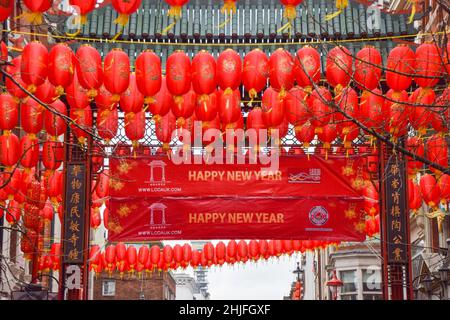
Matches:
[66,71,90,110]
[438,174,450,203]
[242,49,269,100]
[203,242,215,264]
[359,89,385,131]
[181,243,192,268]
[138,246,150,268]
[95,85,118,110]
[96,108,118,143]
[308,87,332,132]
[215,241,226,265]
[269,48,294,94]
[135,50,162,104]
[354,46,382,91]
[0,0,13,22]
[42,140,63,171]
[195,92,218,122]
[409,87,435,135]
[124,111,146,147]
[21,42,48,93]
[105,245,116,273]
[6,200,21,225]
[40,201,54,222]
[150,245,160,268]
[172,89,196,124]
[237,240,248,261]
[166,50,191,97]
[75,45,103,99]
[246,107,267,146]
[426,134,448,175]
[21,98,44,136]
[294,121,315,148]
[294,46,321,89]
[48,43,74,96]
[103,48,130,102]
[0,93,19,132]
[69,0,97,25]
[111,0,143,28]
[190,249,201,268]
[420,174,440,208]
[19,135,39,170]
[95,170,110,200]
[261,86,286,128]
[0,133,20,169]
[155,111,176,150]
[115,242,126,269]
[408,179,422,214]
[385,89,409,138]
[22,0,52,25]
[218,89,241,125]
[47,170,63,205]
[50,243,61,271]
[414,43,443,88]
[317,124,337,157]
[90,207,101,229]
[192,50,217,96]
[249,240,260,260]
[126,245,137,273]
[148,76,173,121]
[326,46,353,90]
[217,49,242,91]
[120,73,144,114]
[89,245,101,273]
[163,245,174,267]
[164,0,189,20]
[284,87,309,127]
[226,240,237,264]
[406,136,424,177]
[386,45,415,92]
[45,99,67,138]
[6,57,28,100]
[34,79,57,104]
[70,106,93,143]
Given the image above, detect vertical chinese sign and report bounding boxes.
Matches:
[62,163,87,298]
[380,143,412,300]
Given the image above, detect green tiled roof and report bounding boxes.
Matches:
[60,0,416,40]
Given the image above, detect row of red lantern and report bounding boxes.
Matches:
[406,134,449,177]
[89,239,340,275]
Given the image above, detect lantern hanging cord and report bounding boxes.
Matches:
[325,0,349,21]
[2,29,444,47]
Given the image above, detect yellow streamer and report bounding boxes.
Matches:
[325,0,348,21]
[162,6,183,35]
[219,1,236,28]
[15,12,44,25]
[408,0,417,24]
[277,5,297,35]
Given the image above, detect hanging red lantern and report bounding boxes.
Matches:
[114,242,126,270]
[149,245,160,268]
[203,242,215,264]
[23,204,40,231]
[19,135,39,170]
[20,230,37,260]
[155,111,176,151]
[409,87,435,136]
[215,241,226,265]
[217,49,242,91]
[105,245,116,273]
[95,170,110,200]
[103,48,130,102]
[138,245,149,269]
[135,50,162,105]
[0,93,19,133]
[426,134,448,176]
[248,240,260,260]
[261,86,286,128]
[21,42,48,93]
[120,73,144,114]
[269,48,295,95]
[226,240,237,264]
[164,0,189,22]
[2,169,21,200]
[308,87,332,133]
[246,107,267,147]
[386,45,415,92]
[22,0,52,25]
[218,89,241,125]
[70,106,93,144]
[237,240,248,262]
[190,249,201,268]
[294,46,321,89]
[21,98,44,136]
[172,89,196,125]
[34,79,57,104]
[90,207,101,229]
[406,136,424,178]
[47,170,63,205]
[40,201,54,223]
[326,46,352,92]
[75,45,103,99]
[195,92,218,122]
[414,43,443,88]
[385,89,409,139]
[96,108,118,143]
[282,240,294,255]
[359,89,385,132]
[438,174,450,204]
[166,50,191,98]
[126,245,137,273]
[354,46,382,91]
[44,99,67,138]
[317,124,337,158]
[48,43,74,96]
[0,133,20,169]
[148,76,173,121]
[192,50,217,96]
[6,200,21,225]
[284,87,309,127]
[163,245,174,268]
[69,0,97,26]
[172,244,183,266]
[242,49,269,101]
[89,245,101,273]
[259,240,269,259]
[111,0,143,28]
[181,243,192,268]
[95,85,118,111]
[50,243,61,271]
[6,57,28,100]
[0,0,13,22]
[124,110,146,148]
[408,179,422,214]
[294,121,315,149]
[278,1,304,32]
[420,174,441,209]
[66,71,90,110]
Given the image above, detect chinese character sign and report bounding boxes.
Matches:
[63,164,87,264]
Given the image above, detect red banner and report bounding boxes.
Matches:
[108,155,369,241]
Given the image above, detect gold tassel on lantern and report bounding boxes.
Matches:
[219,0,237,29]
[162,6,183,35]
[112,14,131,40]
[277,5,297,34]
[325,0,348,21]
[15,12,44,25]
[407,0,417,24]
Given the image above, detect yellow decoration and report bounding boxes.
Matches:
[325,0,348,21]
[162,6,183,35]
[408,0,417,24]
[278,5,297,35]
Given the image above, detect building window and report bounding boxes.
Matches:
[102,280,116,297]
[362,268,381,292]
[339,270,357,300]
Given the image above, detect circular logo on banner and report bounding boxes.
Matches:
[309,206,329,226]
